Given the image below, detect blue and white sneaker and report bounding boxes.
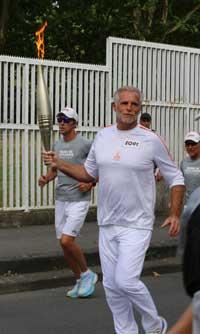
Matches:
[78,270,98,297]
[66,280,80,298]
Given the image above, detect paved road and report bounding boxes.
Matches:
[0,272,190,334]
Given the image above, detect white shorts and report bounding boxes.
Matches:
[55,200,90,239]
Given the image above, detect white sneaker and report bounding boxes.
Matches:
[160,317,168,334]
[66,280,80,298]
[78,270,98,297]
[146,317,168,334]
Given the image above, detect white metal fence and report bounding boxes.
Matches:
[1,37,200,211]
[0,57,109,210]
[107,37,200,163]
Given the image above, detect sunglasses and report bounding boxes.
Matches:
[185,141,198,147]
[56,116,73,124]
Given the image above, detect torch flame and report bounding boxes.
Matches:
[35,21,48,59]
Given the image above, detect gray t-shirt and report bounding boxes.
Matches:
[53,135,92,202]
[180,157,200,201]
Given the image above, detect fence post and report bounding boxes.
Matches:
[106,37,113,125]
[22,63,30,212]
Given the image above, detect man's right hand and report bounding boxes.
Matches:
[42,151,58,168]
[38,175,48,187]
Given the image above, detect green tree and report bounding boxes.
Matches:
[1,0,200,64]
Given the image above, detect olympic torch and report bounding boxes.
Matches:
[35,21,53,151]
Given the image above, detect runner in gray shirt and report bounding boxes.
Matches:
[38,107,98,298]
[180,131,200,202]
[179,131,200,252]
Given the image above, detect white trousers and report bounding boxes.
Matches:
[99,225,162,334]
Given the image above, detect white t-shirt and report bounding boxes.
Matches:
[84,125,184,230]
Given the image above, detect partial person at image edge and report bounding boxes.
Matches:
[167,131,200,334]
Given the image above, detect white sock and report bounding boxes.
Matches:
[81,269,90,278]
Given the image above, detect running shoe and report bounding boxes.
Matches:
[66,280,80,298]
[78,270,98,297]
[146,317,168,334]
[160,317,168,334]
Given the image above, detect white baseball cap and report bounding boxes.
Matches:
[57,107,78,122]
[184,131,200,143]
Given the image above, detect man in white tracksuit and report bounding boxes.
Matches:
[43,86,185,334]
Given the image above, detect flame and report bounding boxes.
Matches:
[35,21,48,59]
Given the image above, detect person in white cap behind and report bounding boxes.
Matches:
[180,131,200,201]
[178,131,200,255]
[38,106,98,298]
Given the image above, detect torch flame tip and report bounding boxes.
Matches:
[35,21,48,59]
[35,21,48,36]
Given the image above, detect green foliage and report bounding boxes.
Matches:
[1,0,200,64]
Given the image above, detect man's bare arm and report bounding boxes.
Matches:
[38,167,57,187]
[166,305,192,334]
[46,167,57,182]
[43,151,94,183]
[169,185,185,218]
[161,185,185,236]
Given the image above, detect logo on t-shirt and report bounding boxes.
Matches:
[185,166,200,174]
[113,151,121,161]
[123,139,140,148]
[59,150,74,159]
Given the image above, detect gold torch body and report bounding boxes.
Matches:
[37,64,53,151]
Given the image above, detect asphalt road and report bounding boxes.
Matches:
[0,272,190,334]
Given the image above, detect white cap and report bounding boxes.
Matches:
[57,107,78,122]
[184,131,200,143]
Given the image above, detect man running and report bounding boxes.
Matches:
[43,87,185,333]
[39,106,97,298]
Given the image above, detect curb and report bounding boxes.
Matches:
[0,257,182,295]
[0,250,100,275]
[0,244,177,275]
